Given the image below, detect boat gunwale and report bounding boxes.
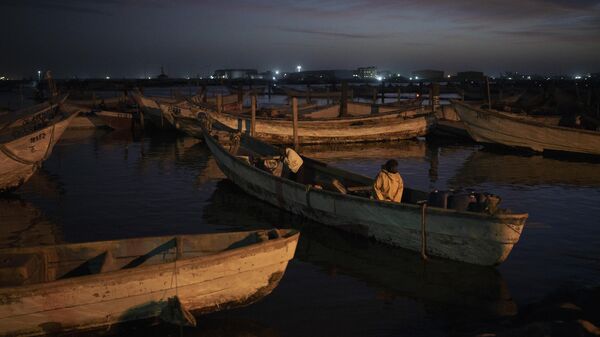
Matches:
[203,104,429,124]
[203,125,528,222]
[0,229,299,293]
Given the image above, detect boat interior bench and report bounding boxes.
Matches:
[0,230,285,286]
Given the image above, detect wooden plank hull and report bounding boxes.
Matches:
[206,108,434,144]
[130,93,176,130]
[453,100,600,155]
[95,111,135,130]
[0,108,79,193]
[203,130,528,266]
[0,230,299,336]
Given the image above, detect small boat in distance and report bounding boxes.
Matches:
[0,229,299,336]
[0,96,80,193]
[453,100,600,156]
[202,122,528,266]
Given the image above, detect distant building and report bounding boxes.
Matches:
[213,69,258,80]
[286,70,354,82]
[456,71,485,81]
[355,67,377,79]
[411,69,444,81]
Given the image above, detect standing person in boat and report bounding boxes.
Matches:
[373,159,404,203]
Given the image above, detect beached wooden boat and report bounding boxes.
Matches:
[202,124,528,266]
[202,104,434,144]
[0,98,80,193]
[453,100,600,156]
[0,229,299,336]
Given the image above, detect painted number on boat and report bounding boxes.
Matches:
[30,133,46,144]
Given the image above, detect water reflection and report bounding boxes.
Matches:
[0,196,61,248]
[450,149,600,188]
[300,140,427,161]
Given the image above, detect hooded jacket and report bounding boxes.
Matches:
[284,148,303,173]
[373,169,403,202]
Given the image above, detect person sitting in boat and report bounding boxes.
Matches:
[373,159,403,203]
[282,148,304,182]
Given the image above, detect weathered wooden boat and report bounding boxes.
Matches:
[204,180,517,318]
[67,113,110,130]
[95,110,136,131]
[202,104,434,144]
[0,229,299,336]
[0,98,80,193]
[202,124,528,266]
[453,100,600,156]
[129,92,180,130]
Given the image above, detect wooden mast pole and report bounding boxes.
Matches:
[292,97,299,150]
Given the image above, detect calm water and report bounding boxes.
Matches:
[3,126,600,336]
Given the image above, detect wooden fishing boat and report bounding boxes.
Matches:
[204,181,517,318]
[453,100,600,156]
[202,104,434,144]
[0,98,80,193]
[129,92,180,130]
[202,123,528,266]
[0,229,299,336]
[95,110,136,130]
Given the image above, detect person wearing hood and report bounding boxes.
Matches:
[373,159,403,203]
[282,148,305,183]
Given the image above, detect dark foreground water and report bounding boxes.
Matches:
[2,128,600,336]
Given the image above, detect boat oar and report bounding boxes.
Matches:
[417,200,428,261]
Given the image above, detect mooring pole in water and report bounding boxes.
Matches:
[217,94,223,114]
[340,81,348,117]
[397,87,402,105]
[306,84,311,104]
[251,95,257,137]
[292,97,299,150]
[380,80,385,104]
[372,87,377,104]
[418,200,428,261]
[486,76,492,109]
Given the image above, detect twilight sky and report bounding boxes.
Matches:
[1,0,599,78]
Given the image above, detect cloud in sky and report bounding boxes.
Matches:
[1,0,599,77]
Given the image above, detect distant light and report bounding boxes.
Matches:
[37,70,41,75]
[508,77,512,80]
[105,76,110,80]
[147,77,151,79]
[447,75,451,78]
[376,76,383,81]
[275,70,280,75]
[0,76,5,81]
[210,75,214,79]
[409,77,413,80]
[397,73,401,77]
[574,75,582,80]
[296,65,302,72]
[272,76,276,81]
[415,76,419,80]
[527,76,531,80]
